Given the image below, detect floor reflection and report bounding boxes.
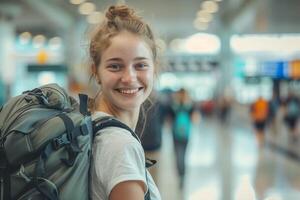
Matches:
[157,107,300,200]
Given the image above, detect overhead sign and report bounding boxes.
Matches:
[260,61,288,79]
[289,60,300,79]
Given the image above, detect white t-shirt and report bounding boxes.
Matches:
[90,111,161,200]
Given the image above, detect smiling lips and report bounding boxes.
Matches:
[116,87,143,95]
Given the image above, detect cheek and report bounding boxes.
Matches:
[97,70,111,88]
[98,67,109,82]
[100,74,114,88]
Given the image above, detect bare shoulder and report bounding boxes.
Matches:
[109,180,146,200]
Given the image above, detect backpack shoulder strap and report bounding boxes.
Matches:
[78,94,90,116]
[92,116,154,200]
[92,116,140,142]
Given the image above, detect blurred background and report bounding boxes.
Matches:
[1,0,300,199]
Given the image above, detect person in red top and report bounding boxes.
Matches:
[250,96,269,147]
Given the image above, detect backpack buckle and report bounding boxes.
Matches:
[52,134,70,150]
[17,165,31,183]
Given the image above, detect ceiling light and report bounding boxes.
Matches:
[202,1,219,13]
[70,0,86,5]
[19,32,31,45]
[79,2,95,15]
[196,14,213,23]
[230,34,300,54]
[33,34,46,48]
[184,33,221,54]
[197,10,212,20]
[49,37,62,50]
[193,19,208,31]
[87,11,104,24]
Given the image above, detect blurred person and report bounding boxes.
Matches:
[200,99,215,117]
[217,95,232,124]
[250,96,269,147]
[267,93,280,134]
[283,92,300,142]
[166,88,198,188]
[136,92,166,184]
[88,4,161,200]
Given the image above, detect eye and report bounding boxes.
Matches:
[107,63,122,71]
[135,62,149,70]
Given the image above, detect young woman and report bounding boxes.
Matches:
[88,4,161,200]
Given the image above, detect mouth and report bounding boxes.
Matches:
[116,87,144,95]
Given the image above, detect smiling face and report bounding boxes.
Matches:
[96,31,155,114]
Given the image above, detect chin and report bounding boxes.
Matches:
[116,101,143,111]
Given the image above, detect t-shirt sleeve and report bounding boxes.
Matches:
[92,127,147,197]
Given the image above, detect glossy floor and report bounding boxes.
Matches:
[154,106,300,200]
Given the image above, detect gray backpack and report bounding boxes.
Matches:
[0,84,155,200]
[0,84,93,200]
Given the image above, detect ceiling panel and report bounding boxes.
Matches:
[1,0,300,40]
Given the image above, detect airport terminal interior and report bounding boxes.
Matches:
[1,0,300,199]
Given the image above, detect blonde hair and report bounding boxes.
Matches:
[89,4,158,75]
[87,4,159,114]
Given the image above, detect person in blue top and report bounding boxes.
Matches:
[283,91,300,142]
[166,88,197,188]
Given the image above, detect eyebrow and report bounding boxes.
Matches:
[134,57,150,61]
[105,57,150,62]
[105,58,122,62]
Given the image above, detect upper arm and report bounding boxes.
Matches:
[93,128,148,198]
[109,180,145,200]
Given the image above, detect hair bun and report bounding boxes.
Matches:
[106,5,134,21]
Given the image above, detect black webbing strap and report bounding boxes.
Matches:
[144,158,158,200]
[72,123,90,138]
[92,117,152,200]
[29,110,90,200]
[57,114,81,167]
[145,158,157,168]
[31,112,90,200]
[144,159,157,200]
[52,133,70,150]
[36,143,55,177]
[58,114,74,141]
[34,142,59,200]
[34,177,59,200]
[78,94,89,116]
[93,117,140,142]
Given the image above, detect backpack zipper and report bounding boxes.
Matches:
[41,86,68,104]
[2,103,40,138]
[3,86,69,134]
[1,96,28,129]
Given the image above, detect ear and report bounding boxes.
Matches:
[92,64,101,84]
[91,64,97,75]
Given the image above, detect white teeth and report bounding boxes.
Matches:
[119,88,139,94]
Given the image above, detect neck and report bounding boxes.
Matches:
[95,95,140,130]
[115,111,139,130]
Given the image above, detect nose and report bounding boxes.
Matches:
[121,66,137,83]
